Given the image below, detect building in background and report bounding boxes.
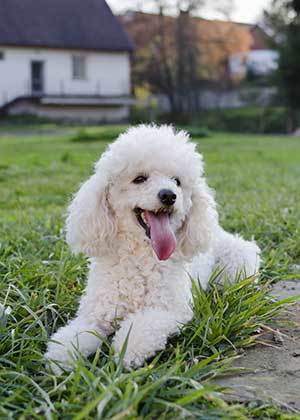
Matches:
[121,11,278,84]
[228,23,279,80]
[120,12,278,110]
[0,0,134,122]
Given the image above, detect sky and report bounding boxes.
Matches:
[106,0,272,24]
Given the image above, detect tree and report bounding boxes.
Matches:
[122,1,239,115]
[148,1,205,114]
[264,0,300,131]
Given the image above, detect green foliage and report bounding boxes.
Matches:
[279,22,300,110]
[265,0,300,128]
[159,107,289,134]
[214,107,288,134]
[0,126,300,417]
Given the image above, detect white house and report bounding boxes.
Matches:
[0,0,134,122]
[228,24,279,80]
[229,49,279,78]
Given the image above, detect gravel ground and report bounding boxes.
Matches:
[216,280,300,413]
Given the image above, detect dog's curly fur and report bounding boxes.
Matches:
[46,125,260,374]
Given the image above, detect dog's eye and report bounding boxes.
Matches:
[173,177,181,187]
[133,175,148,184]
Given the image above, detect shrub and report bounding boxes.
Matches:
[156,107,289,134]
[71,126,125,142]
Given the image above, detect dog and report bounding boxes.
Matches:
[46,125,260,373]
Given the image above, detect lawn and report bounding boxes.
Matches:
[0,124,299,418]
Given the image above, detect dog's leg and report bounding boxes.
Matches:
[46,316,107,375]
[212,228,261,282]
[191,228,260,287]
[113,308,189,369]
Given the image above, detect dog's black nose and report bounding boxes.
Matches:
[158,189,177,206]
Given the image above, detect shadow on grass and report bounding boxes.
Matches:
[70,127,126,142]
[70,125,211,143]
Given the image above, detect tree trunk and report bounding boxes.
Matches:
[287,108,294,133]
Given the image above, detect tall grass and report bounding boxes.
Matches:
[0,127,299,417]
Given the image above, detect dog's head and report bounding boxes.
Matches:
[66,125,218,260]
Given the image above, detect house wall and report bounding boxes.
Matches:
[0,47,131,107]
[198,86,278,109]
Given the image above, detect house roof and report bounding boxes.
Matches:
[0,0,134,52]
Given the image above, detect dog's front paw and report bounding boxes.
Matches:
[114,345,145,370]
[113,310,180,370]
[45,342,75,376]
[113,329,152,370]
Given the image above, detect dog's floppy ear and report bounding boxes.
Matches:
[66,172,116,257]
[178,179,218,258]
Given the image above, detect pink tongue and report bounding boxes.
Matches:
[144,211,176,261]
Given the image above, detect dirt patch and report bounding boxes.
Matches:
[216,280,300,413]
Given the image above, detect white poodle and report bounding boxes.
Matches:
[46,125,260,373]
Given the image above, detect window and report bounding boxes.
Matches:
[0,51,4,60]
[72,55,87,80]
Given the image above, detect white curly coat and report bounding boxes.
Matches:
[46,125,260,373]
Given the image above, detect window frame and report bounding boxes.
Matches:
[72,55,87,80]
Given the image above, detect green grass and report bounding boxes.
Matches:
[0,125,300,418]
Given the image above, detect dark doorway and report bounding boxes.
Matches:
[31,61,44,95]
